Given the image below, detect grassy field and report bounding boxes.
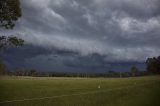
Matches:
[0,76,160,106]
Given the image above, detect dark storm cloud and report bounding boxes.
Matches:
[1,45,145,72]
[1,0,160,72]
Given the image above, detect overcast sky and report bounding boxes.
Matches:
[1,0,160,72]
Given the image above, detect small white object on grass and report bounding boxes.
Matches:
[98,85,101,89]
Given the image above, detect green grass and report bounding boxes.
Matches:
[0,76,160,106]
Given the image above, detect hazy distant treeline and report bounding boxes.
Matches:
[1,69,149,78]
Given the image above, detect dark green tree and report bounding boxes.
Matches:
[146,56,160,74]
[0,0,21,29]
[0,36,24,49]
[0,0,24,49]
[130,66,139,77]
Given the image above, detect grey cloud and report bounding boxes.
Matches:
[12,0,160,61]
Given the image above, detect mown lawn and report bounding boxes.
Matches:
[0,76,160,106]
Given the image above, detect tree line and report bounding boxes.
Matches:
[0,67,151,78]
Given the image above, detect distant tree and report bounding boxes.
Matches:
[0,60,6,75]
[130,66,139,77]
[28,69,36,76]
[146,56,160,74]
[14,69,23,76]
